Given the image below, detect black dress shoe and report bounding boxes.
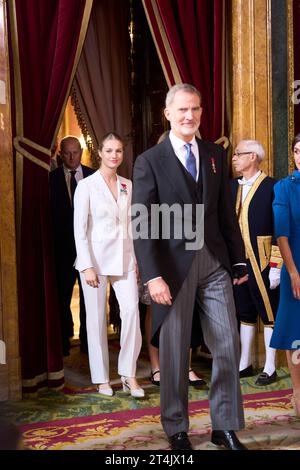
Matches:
[211,430,248,450]
[168,432,193,450]
[188,369,208,389]
[255,370,277,386]
[239,365,255,378]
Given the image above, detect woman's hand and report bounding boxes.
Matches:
[83,268,100,288]
[290,271,300,300]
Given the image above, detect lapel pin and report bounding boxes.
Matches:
[120,183,128,194]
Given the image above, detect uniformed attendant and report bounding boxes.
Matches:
[231,139,281,386]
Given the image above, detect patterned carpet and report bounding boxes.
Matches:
[17,388,300,450]
[1,359,299,451]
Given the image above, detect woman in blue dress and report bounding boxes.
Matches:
[270,133,300,415]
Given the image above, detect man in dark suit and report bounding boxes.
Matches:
[133,84,248,450]
[49,136,94,356]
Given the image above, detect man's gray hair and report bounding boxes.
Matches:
[239,139,265,162]
[165,83,202,107]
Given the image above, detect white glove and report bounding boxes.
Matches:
[269,267,281,289]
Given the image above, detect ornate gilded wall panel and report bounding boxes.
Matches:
[231,0,273,176]
[0,0,21,400]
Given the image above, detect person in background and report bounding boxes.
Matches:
[133,84,248,450]
[139,281,207,388]
[74,132,144,398]
[49,136,94,356]
[270,133,300,415]
[231,140,280,385]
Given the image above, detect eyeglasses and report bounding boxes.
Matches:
[232,151,252,158]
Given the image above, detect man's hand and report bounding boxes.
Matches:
[148,278,172,305]
[269,267,281,289]
[232,264,248,285]
[83,267,100,288]
[233,274,249,285]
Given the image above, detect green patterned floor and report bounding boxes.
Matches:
[0,365,291,426]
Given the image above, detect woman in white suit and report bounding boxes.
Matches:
[74,132,144,397]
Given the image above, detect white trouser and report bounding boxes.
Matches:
[80,270,142,384]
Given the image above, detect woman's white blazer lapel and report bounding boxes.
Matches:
[97,171,119,221]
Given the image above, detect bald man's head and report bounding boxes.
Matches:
[60,136,82,170]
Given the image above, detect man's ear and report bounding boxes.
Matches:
[164,107,171,122]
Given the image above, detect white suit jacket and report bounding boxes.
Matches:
[74,170,136,276]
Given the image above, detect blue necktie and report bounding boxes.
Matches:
[185,143,197,181]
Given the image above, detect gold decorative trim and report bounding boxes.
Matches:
[240,321,257,326]
[13,136,50,171]
[22,369,64,387]
[71,85,97,163]
[8,1,23,135]
[48,370,64,380]
[270,244,283,268]
[266,0,273,176]
[249,0,255,135]
[257,235,272,271]
[8,0,23,256]
[239,172,274,322]
[23,383,64,396]
[22,372,47,387]
[215,135,229,149]
[51,0,93,148]
[287,0,294,174]
[142,0,182,87]
[235,184,242,218]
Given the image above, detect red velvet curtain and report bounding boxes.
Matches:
[8,0,92,393]
[143,0,225,141]
[72,0,133,177]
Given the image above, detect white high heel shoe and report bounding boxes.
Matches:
[97,383,114,397]
[121,376,145,398]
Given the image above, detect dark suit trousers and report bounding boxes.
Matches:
[56,259,87,352]
[159,245,245,437]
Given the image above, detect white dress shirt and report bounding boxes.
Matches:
[169,130,200,181]
[148,131,199,285]
[63,164,83,201]
[238,170,261,203]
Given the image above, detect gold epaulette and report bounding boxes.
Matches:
[269,245,283,268]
